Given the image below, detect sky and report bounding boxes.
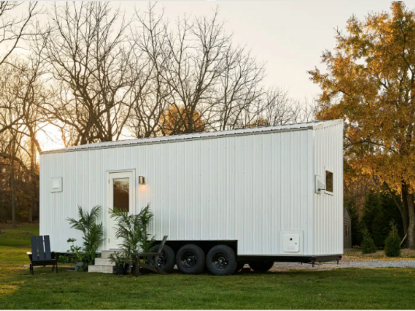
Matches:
[17,0,413,151]
[127,0,402,100]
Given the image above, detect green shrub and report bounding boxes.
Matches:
[109,203,155,257]
[109,251,130,267]
[384,222,401,257]
[67,205,104,266]
[361,229,377,254]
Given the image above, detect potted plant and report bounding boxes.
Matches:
[109,251,130,275]
[67,238,85,271]
[67,205,104,269]
[109,204,155,275]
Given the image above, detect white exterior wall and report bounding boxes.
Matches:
[312,121,344,255]
[40,120,343,256]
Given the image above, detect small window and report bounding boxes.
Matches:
[344,225,349,237]
[325,170,333,193]
[113,178,129,212]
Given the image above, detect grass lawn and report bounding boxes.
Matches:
[0,223,39,247]
[1,224,415,309]
[344,248,415,260]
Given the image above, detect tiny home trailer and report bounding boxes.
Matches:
[40,119,344,275]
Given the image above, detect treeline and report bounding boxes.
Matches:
[0,2,312,225]
[347,191,404,248]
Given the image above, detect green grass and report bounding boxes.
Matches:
[344,248,415,260]
[1,224,415,309]
[0,223,39,247]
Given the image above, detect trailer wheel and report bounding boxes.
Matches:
[176,244,205,274]
[147,244,175,273]
[206,245,237,276]
[249,261,274,272]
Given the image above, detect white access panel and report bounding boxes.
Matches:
[281,231,303,253]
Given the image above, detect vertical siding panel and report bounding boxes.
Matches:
[262,134,271,254]
[234,136,244,253]
[245,135,254,253]
[210,138,218,240]
[200,140,209,240]
[300,131,308,251]
[313,122,343,255]
[160,144,169,239]
[281,132,290,231]
[228,137,235,239]
[307,130,314,255]
[254,134,263,254]
[218,138,227,239]
[177,142,185,240]
[194,140,201,240]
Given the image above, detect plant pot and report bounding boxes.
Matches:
[131,263,139,276]
[114,264,127,275]
[74,262,85,271]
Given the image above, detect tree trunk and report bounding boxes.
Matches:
[407,194,415,249]
[10,137,16,228]
[400,184,410,237]
[28,137,35,223]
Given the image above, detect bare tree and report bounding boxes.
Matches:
[0,57,46,225]
[127,4,172,138]
[0,1,39,67]
[0,62,26,228]
[128,5,307,137]
[157,9,231,134]
[40,2,139,146]
[212,47,266,131]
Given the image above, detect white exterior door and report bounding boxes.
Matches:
[107,171,135,249]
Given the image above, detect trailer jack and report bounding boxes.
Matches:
[309,257,317,267]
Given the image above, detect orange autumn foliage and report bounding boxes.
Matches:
[159,105,206,136]
[309,2,415,248]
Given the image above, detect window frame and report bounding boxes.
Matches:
[325,169,334,195]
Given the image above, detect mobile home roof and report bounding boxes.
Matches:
[41,119,342,155]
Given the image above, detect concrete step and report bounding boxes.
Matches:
[95,258,115,266]
[88,265,113,274]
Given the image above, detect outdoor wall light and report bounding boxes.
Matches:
[139,176,146,185]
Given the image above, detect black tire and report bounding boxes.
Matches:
[176,244,205,274]
[147,244,175,273]
[206,245,237,276]
[249,261,274,272]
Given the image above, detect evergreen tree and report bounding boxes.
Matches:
[384,222,401,257]
[361,228,377,254]
[361,191,404,248]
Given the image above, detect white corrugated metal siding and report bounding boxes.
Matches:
[312,121,344,255]
[40,120,343,256]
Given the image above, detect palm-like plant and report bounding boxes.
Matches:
[67,205,104,266]
[109,203,155,256]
